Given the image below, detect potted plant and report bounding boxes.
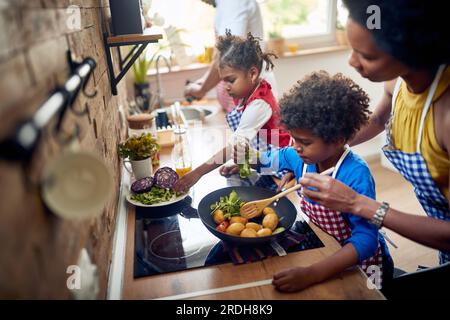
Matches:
[132,55,152,111]
[335,20,348,46]
[266,20,285,57]
[118,133,161,179]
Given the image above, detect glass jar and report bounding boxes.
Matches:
[171,127,192,177]
[127,113,157,138]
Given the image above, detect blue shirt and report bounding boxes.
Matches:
[260,147,390,262]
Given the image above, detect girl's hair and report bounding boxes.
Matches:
[343,0,450,70]
[216,29,277,72]
[279,71,371,143]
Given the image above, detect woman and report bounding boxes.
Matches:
[298,0,450,296]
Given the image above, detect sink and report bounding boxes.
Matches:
[161,104,219,124]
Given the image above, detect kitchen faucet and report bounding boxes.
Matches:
[154,54,171,110]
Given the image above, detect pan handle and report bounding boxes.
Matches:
[179,205,200,219]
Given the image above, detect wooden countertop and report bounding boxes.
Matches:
[121,102,384,300]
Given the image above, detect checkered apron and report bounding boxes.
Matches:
[383,64,450,264]
[299,147,384,278]
[226,82,292,191]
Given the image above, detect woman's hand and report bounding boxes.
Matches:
[276,171,295,192]
[272,266,319,292]
[184,80,205,100]
[173,171,202,193]
[299,173,359,214]
[219,164,240,177]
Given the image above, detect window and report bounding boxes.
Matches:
[147,0,215,57]
[147,0,339,61]
[259,0,337,48]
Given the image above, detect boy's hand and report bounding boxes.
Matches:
[219,164,240,177]
[173,171,202,193]
[272,266,319,292]
[276,171,295,192]
[231,137,257,165]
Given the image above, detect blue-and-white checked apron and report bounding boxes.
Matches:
[383,64,450,264]
[226,103,289,191]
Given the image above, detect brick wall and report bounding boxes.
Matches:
[0,0,130,298]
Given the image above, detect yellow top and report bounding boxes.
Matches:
[392,66,450,198]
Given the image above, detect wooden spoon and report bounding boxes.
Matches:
[240,166,335,219]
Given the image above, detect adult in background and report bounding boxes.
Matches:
[184,0,278,112]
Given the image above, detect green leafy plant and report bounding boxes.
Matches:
[132,56,151,85]
[336,19,345,31]
[264,0,309,39]
[132,27,189,84]
[268,30,282,39]
[268,17,283,39]
[118,133,160,161]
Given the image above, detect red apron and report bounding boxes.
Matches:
[299,147,384,279]
[231,79,291,148]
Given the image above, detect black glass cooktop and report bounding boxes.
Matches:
[134,173,324,278]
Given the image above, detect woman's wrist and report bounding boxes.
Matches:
[352,194,380,221]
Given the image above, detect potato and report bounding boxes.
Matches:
[245,222,262,232]
[263,207,276,216]
[213,209,225,224]
[226,222,245,236]
[229,216,248,225]
[240,228,257,238]
[257,228,273,237]
[262,213,279,231]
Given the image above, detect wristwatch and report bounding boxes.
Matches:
[370,201,390,229]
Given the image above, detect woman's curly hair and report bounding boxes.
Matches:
[279,71,371,143]
[216,29,277,72]
[343,0,450,70]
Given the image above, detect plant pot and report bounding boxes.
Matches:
[109,0,143,35]
[267,38,285,57]
[336,30,348,46]
[124,157,153,180]
[134,82,152,111]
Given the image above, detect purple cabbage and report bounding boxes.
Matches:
[154,167,179,189]
[131,176,154,194]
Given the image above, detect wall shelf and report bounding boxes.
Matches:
[103,31,162,95]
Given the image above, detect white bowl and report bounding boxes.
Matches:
[41,151,113,220]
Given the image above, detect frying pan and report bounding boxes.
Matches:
[197,186,297,245]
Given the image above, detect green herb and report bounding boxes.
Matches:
[272,227,285,235]
[210,190,243,219]
[238,142,251,179]
[131,186,182,205]
[118,133,160,161]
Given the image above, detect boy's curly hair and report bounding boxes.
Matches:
[216,29,277,72]
[279,71,371,143]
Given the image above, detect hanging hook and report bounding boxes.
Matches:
[82,71,97,98]
[70,101,90,117]
[53,122,81,146]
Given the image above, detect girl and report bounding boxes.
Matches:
[174,30,291,193]
[257,71,392,292]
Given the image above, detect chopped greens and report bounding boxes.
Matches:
[210,190,244,219]
[131,186,182,205]
[239,142,251,179]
